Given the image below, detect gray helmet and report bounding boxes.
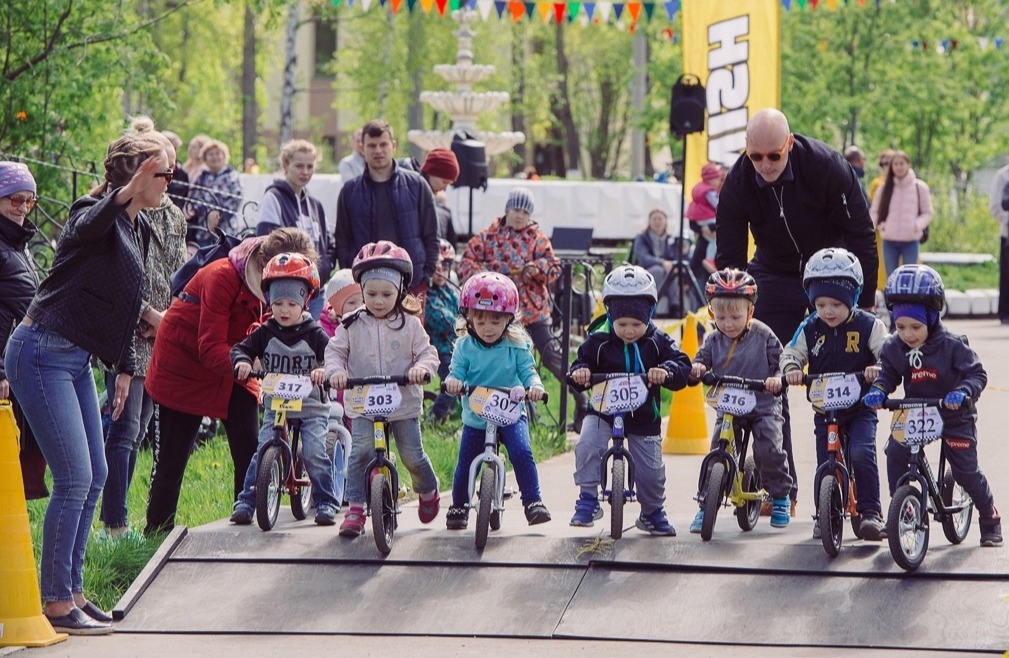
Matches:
[602,265,658,304]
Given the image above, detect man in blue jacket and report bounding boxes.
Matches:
[334,119,439,304]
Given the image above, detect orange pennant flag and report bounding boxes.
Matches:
[508,0,525,20]
[627,1,641,22]
[419,0,434,12]
[538,1,552,22]
[390,0,403,12]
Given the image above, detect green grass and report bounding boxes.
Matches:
[25,388,571,611]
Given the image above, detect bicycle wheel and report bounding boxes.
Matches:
[887,484,929,571]
[610,458,626,540]
[476,463,495,549]
[290,444,312,521]
[941,468,973,545]
[255,446,283,531]
[735,456,761,531]
[700,462,726,542]
[370,473,395,555]
[817,474,844,557]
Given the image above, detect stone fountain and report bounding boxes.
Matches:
[407,10,525,156]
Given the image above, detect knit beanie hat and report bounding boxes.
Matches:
[807,277,857,310]
[421,148,460,183]
[505,186,535,215]
[891,303,929,325]
[0,162,36,199]
[324,269,361,314]
[269,279,310,308]
[607,297,653,324]
[360,266,403,289]
[701,162,723,183]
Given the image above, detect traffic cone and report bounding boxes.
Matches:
[663,312,710,454]
[0,401,67,647]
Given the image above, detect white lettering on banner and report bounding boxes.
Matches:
[706,15,750,166]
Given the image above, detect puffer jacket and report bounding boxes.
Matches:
[324,309,439,421]
[870,172,933,242]
[0,213,39,381]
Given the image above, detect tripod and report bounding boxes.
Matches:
[656,131,706,317]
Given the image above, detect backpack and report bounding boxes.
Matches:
[170,228,243,299]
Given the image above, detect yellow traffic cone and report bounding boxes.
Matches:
[663,312,711,454]
[0,401,67,647]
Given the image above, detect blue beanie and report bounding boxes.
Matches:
[607,297,653,324]
[892,303,929,325]
[807,278,857,309]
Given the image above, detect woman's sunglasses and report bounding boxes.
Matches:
[4,194,37,210]
[153,169,175,181]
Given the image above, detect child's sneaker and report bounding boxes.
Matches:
[524,500,552,525]
[769,497,790,528]
[339,505,366,537]
[570,493,603,527]
[859,512,886,541]
[315,503,337,526]
[636,507,676,536]
[980,510,1003,547]
[689,509,704,534]
[230,503,253,525]
[418,491,440,524]
[446,506,469,530]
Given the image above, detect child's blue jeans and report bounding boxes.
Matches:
[451,417,542,508]
[813,407,881,515]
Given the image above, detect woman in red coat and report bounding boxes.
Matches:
[145,227,318,534]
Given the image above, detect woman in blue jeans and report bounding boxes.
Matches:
[5,130,171,635]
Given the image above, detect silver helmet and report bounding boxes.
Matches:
[602,265,658,304]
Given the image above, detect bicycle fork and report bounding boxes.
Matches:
[362,417,403,507]
[600,415,636,503]
[467,423,506,511]
[813,420,854,516]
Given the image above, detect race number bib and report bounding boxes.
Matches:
[468,387,523,426]
[891,406,944,446]
[808,374,861,412]
[706,384,757,415]
[589,375,648,415]
[261,373,313,400]
[346,383,402,416]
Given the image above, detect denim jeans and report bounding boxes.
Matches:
[882,240,919,278]
[451,417,542,508]
[346,417,437,504]
[813,407,882,515]
[5,320,107,602]
[100,373,154,528]
[236,411,337,510]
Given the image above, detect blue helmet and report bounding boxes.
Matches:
[884,264,945,311]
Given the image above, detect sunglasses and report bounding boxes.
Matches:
[746,139,790,163]
[879,160,892,167]
[153,169,175,181]
[4,194,37,210]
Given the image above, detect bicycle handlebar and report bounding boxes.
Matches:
[346,373,432,388]
[439,382,549,404]
[701,371,784,393]
[801,371,867,386]
[881,397,954,411]
[243,370,332,390]
[567,371,679,389]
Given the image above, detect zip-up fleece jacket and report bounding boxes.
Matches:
[230,314,330,418]
[28,191,150,374]
[716,133,878,308]
[324,309,439,421]
[257,180,335,282]
[869,323,985,439]
[569,319,691,436]
[692,319,782,416]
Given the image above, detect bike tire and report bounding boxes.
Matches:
[255,446,283,531]
[476,463,495,549]
[610,458,626,540]
[735,456,761,531]
[701,462,726,542]
[290,444,312,521]
[370,473,395,555]
[941,468,973,545]
[817,474,844,557]
[887,483,929,571]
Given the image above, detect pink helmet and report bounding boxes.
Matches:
[351,240,413,288]
[460,272,519,316]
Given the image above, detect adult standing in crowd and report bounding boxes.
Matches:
[145,228,318,535]
[844,145,868,200]
[160,130,190,211]
[338,128,366,181]
[987,160,1009,325]
[186,139,244,241]
[256,139,336,318]
[716,108,878,512]
[98,118,188,541]
[457,186,589,431]
[869,150,933,277]
[5,130,170,635]
[0,162,44,499]
[419,147,460,246]
[181,134,209,181]
[868,150,895,292]
[334,119,439,305]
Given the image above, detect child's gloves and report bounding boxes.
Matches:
[944,389,968,407]
[510,385,526,402]
[862,388,886,408]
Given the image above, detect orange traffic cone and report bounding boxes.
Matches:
[663,312,710,454]
[0,401,67,647]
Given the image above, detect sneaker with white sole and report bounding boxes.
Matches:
[635,507,676,536]
[769,497,790,528]
[570,492,603,527]
[689,509,704,534]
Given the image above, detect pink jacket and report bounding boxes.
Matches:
[870,172,933,242]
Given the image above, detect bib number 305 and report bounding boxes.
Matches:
[590,376,648,415]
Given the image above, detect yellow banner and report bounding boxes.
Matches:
[681,0,781,193]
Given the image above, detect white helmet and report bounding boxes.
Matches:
[802,247,863,307]
[602,265,658,304]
